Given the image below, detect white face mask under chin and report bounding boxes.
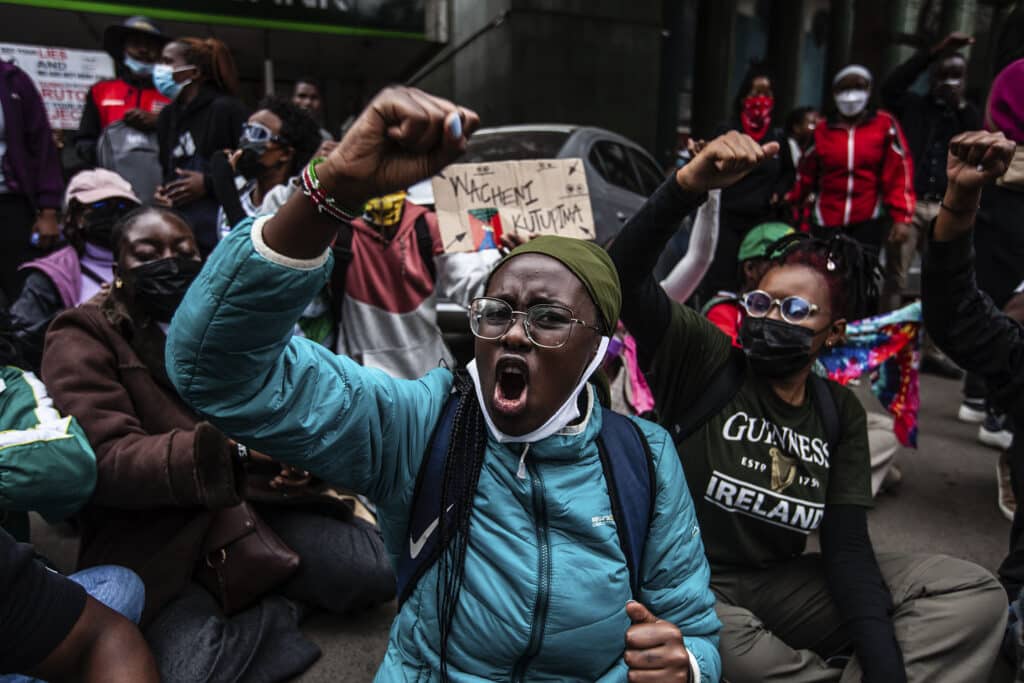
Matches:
[835,89,869,117]
[466,335,611,446]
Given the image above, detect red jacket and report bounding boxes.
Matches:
[787,110,915,228]
[88,78,168,128]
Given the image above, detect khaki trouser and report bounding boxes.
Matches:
[881,200,940,313]
[867,411,899,497]
[712,552,1007,683]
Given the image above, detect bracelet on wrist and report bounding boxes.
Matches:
[939,200,979,217]
[301,157,364,223]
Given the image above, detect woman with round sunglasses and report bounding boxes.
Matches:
[610,130,1006,682]
[166,86,724,682]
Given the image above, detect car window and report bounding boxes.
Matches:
[461,131,570,162]
[590,141,642,194]
[629,148,666,196]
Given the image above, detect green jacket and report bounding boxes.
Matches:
[0,365,96,541]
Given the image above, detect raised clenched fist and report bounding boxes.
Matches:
[317,86,480,209]
[676,130,780,194]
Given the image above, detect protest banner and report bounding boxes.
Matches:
[431,158,595,253]
[0,42,115,130]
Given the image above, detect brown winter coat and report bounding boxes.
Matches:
[41,291,240,624]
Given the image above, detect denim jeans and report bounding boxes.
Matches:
[0,565,145,682]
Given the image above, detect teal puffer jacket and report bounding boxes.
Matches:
[167,217,721,682]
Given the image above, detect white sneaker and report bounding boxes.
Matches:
[999,452,1016,522]
[980,424,1015,450]
[959,399,987,424]
[980,410,1015,449]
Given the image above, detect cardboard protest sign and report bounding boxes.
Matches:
[431,158,594,253]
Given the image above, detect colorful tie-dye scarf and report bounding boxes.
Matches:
[817,302,921,447]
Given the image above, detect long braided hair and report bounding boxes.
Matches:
[766,232,881,321]
[435,371,489,681]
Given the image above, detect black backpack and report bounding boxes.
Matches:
[394,392,656,608]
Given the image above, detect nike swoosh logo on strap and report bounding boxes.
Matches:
[409,504,455,559]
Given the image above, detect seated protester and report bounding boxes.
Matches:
[166,87,722,681]
[0,529,157,683]
[702,220,794,346]
[700,223,904,498]
[0,320,147,683]
[10,169,139,371]
[332,188,454,379]
[0,310,96,544]
[210,95,322,241]
[41,208,395,683]
[609,130,1007,683]
[923,133,1024,604]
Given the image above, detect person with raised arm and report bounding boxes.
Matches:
[166,86,724,682]
[609,129,1006,682]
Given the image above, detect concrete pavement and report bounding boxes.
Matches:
[28,372,1017,681]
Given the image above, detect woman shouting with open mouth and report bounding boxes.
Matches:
[165,86,727,682]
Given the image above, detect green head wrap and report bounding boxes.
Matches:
[485,235,621,333]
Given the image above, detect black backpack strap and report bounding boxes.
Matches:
[413,214,438,282]
[79,264,107,287]
[395,392,460,607]
[668,346,747,444]
[596,408,655,598]
[808,374,843,453]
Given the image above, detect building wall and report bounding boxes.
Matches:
[418,0,665,152]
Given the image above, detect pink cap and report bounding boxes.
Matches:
[988,57,1024,143]
[64,169,140,209]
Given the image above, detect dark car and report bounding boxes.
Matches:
[457,125,668,245]
[436,125,678,365]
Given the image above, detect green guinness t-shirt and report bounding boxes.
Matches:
[648,303,873,570]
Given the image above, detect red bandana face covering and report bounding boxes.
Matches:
[741,95,774,141]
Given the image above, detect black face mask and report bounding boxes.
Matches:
[80,202,136,250]
[126,256,202,322]
[82,216,116,250]
[236,144,268,180]
[738,316,821,378]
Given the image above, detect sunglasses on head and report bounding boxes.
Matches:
[741,289,819,324]
[240,122,287,146]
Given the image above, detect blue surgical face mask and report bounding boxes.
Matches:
[153,64,192,100]
[123,55,154,77]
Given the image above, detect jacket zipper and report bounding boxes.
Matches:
[511,457,550,682]
[843,126,855,226]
